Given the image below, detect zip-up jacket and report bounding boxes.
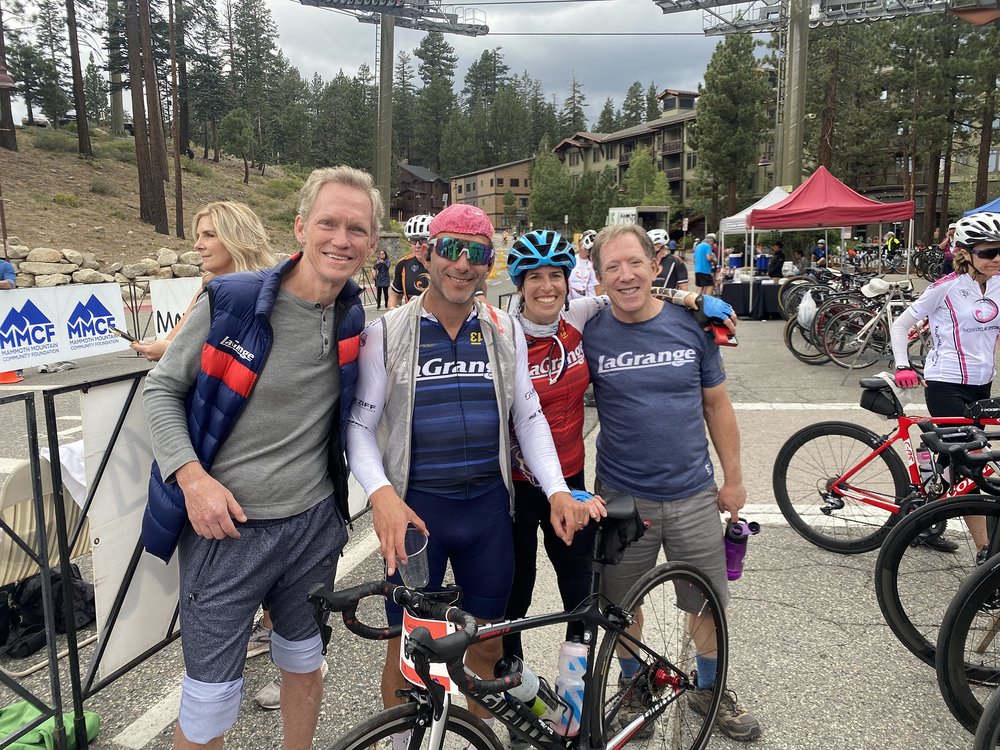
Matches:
[142,253,363,562]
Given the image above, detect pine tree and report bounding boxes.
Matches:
[528,136,572,228]
[393,51,417,163]
[412,33,457,173]
[594,98,616,132]
[229,0,279,162]
[558,74,586,138]
[83,53,109,123]
[621,81,644,128]
[7,41,47,124]
[220,106,254,183]
[688,34,771,215]
[32,0,67,83]
[646,82,660,121]
[618,146,658,206]
[462,47,509,110]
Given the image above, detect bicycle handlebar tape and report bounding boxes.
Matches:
[724,518,761,581]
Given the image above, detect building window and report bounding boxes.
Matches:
[490,178,494,187]
[480,180,485,188]
[510,178,520,187]
[679,96,695,109]
[525,179,529,188]
[457,185,463,194]
[606,144,616,158]
[467,183,474,192]
[594,150,601,163]
[989,150,999,173]
[623,142,634,155]
[571,174,579,188]
[497,178,504,187]
[519,198,528,207]
[662,96,677,110]
[686,152,697,170]
[569,152,581,166]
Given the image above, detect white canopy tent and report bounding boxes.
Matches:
[718,186,792,256]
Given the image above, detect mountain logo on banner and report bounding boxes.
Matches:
[67,295,118,351]
[0,300,57,350]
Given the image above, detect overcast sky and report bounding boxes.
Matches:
[267,0,722,124]
[8,0,724,126]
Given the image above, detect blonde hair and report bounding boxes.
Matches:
[591,224,655,275]
[297,165,384,235]
[953,247,972,275]
[191,201,277,274]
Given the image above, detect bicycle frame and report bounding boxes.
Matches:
[831,414,1000,514]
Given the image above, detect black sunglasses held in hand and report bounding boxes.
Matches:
[430,237,494,266]
[972,248,1000,260]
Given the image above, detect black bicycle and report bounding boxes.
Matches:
[309,494,728,750]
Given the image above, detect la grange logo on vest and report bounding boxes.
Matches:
[219,336,255,363]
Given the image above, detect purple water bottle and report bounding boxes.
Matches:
[724,518,761,581]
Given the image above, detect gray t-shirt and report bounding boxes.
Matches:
[583,302,725,501]
[143,289,340,519]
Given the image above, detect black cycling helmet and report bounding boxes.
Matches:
[506,230,576,288]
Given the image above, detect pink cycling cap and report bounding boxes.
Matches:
[428,204,494,241]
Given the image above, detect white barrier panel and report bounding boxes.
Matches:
[82,379,180,679]
[149,278,202,340]
[0,283,129,370]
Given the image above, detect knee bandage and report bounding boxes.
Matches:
[178,675,243,744]
[270,630,324,673]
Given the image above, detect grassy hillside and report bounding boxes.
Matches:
[2,127,309,266]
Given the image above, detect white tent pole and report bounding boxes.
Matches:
[906,217,914,278]
[749,227,756,313]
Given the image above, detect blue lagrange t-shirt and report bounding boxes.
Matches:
[693,242,713,274]
[583,302,726,501]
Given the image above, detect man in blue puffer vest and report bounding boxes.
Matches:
[142,165,376,749]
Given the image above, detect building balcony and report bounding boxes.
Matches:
[665,167,683,181]
[619,153,632,165]
[661,139,683,155]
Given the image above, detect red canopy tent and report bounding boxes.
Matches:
[747,166,914,229]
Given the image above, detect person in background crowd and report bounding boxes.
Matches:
[142,166,373,749]
[373,249,390,310]
[811,239,827,267]
[767,241,786,279]
[131,201,278,362]
[940,223,957,276]
[649,228,688,291]
[389,215,432,308]
[0,256,23,379]
[569,230,601,299]
[693,233,718,295]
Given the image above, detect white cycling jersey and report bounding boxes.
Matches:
[891,272,1000,385]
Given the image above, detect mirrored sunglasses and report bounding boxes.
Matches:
[431,237,494,266]
[972,248,1000,260]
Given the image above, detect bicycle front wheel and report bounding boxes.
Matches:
[328,703,504,750]
[875,495,1000,668]
[822,308,889,370]
[783,318,830,365]
[937,555,1000,734]
[973,682,1000,748]
[593,561,728,750]
[773,421,906,553]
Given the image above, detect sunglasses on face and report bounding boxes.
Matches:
[430,237,495,266]
[972,248,1000,260]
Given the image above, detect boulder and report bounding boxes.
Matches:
[178,251,203,266]
[171,263,201,278]
[121,263,148,279]
[114,272,129,284]
[34,273,71,287]
[141,258,161,276]
[62,248,84,265]
[105,261,124,274]
[7,244,29,259]
[157,248,178,266]
[154,268,173,279]
[26,247,64,263]
[14,273,33,288]
[72,268,110,284]
[19,261,80,275]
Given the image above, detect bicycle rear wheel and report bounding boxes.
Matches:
[937,555,1000,734]
[822,308,889,370]
[875,495,1000,668]
[328,703,504,750]
[773,421,906,553]
[974,684,1000,748]
[594,562,728,750]
[783,318,830,365]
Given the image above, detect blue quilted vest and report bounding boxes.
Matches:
[142,253,364,562]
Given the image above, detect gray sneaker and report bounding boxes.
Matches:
[253,661,328,710]
[687,686,761,742]
[616,677,654,739]
[246,618,271,659]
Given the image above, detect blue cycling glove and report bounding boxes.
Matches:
[701,295,734,321]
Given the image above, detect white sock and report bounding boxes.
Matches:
[466,719,494,750]
[391,731,410,750]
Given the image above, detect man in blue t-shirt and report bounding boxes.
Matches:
[582,223,760,743]
[811,239,827,267]
[693,233,717,295]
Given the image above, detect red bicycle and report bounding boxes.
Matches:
[772,376,1000,554]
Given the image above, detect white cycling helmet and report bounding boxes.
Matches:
[955,212,1000,249]
[579,230,597,251]
[404,214,433,242]
[647,229,669,247]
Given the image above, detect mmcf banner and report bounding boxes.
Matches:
[0,283,129,370]
[149,277,202,339]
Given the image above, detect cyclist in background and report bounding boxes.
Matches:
[693,233,718,294]
[891,212,1000,558]
[940,223,957,276]
[568,230,600,299]
[389,214,432,308]
[650,228,688,291]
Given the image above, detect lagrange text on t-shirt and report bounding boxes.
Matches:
[596,348,697,373]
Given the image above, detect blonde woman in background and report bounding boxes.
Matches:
[132,201,278,361]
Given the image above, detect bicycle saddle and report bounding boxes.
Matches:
[601,489,638,521]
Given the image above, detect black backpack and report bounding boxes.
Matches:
[4,564,96,658]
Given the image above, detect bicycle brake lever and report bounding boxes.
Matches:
[411,650,447,720]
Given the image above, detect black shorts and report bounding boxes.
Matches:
[695,272,714,287]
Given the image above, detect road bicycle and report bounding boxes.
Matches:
[309,495,728,750]
[773,377,1000,555]
[974,681,1000,748]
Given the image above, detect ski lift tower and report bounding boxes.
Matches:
[298,0,488,226]
[649,0,976,188]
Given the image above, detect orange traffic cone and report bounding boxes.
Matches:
[0,370,24,384]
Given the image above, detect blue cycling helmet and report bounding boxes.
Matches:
[507,230,577,288]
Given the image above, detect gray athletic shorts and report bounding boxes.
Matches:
[177,495,347,683]
[597,482,730,613]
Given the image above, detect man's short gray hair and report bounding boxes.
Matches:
[297,166,385,235]
[592,224,655,275]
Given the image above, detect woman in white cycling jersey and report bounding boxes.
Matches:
[891,212,1000,555]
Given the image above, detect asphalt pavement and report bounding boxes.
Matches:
[0,274,981,749]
